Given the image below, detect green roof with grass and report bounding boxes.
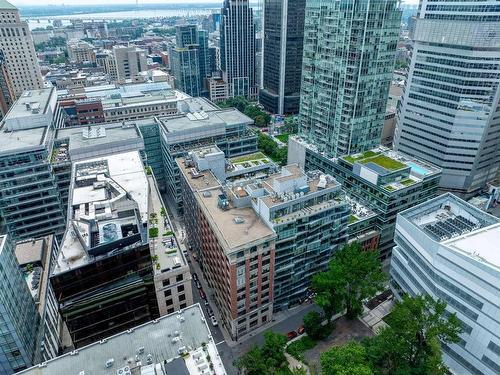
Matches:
[231,152,268,163]
[361,155,406,171]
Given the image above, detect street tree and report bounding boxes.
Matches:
[312,242,386,319]
[364,295,462,375]
[321,342,373,375]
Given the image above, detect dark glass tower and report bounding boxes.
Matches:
[259,0,306,114]
[220,0,257,100]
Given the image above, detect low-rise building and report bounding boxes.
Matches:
[57,82,190,126]
[19,304,226,375]
[289,140,442,258]
[15,236,63,363]
[390,193,500,375]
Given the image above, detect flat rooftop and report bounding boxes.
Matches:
[0,125,48,154]
[54,151,149,275]
[19,304,226,375]
[3,88,54,120]
[403,193,500,268]
[160,108,253,133]
[177,158,276,251]
[54,122,144,163]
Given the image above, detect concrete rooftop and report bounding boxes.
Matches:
[19,304,226,375]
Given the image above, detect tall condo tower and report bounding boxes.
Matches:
[220,0,258,100]
[259,0,306,115]
[298,0,401,157]
[394,0,500,197]
[0,0,43,98]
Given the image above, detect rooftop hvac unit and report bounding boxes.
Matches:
[116,366,131,375]
[105,358,114,368]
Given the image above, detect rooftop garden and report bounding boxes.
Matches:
[349,215,359,224]
[275,133,294,144]
[231,152,268,164]
[360,155,406,171]
[343,150,380,164]
[400,178,416,186]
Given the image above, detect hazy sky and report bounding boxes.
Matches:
[11,0,221,5]
[11,0,419,5]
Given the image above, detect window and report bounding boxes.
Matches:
[177,285,185,293]
[179,294,186,302]
[176,274,183,282]
[164,289,172,297]
[167,308,174,314]
[180,303,187,309]
[165,299,173,306]
[162,279,170,287]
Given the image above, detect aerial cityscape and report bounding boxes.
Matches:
[0,0,498,374]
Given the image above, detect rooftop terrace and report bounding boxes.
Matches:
[177,158,276,251]
[19,304,226,375]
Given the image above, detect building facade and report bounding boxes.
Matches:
[50,151,160,348]
[0,49,14,118]
[0,235,39,373]
[170,47,201,97]
[390,193,500,375]
[289,140,442,258]
[178,152,276,339]
[0,0,44,98]
[259,0,306,114]
[67,40,96,64]
[0,88,67,241]
[394,0,500,197]
[299,0,401,157]
[113,45,148,81]
[15,236,62,363]
[220,0,258,99]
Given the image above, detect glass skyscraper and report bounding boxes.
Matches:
[0,235,39,373]
[220,0,258,99]
[299,0,401,157]
[394,0,500,197]
[259,0,306,115]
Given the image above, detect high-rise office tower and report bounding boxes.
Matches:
[171,25,212,97]
[0,235,39,373]
[113,45,148,80]
[394,0,500,197]
[0,0,44,98]
[299,0,401,157]
[259,0,306,114]
[0,49,14,118]
[220,0,258,99]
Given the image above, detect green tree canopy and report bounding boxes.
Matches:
[321,342,374,375]
[312,242,386,320]
[303,311,326,340]
[235,331,289,375]
[364,295,462,375]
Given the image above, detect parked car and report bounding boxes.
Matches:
[210,316,218,327]
[199,289,206,299]
[192,273,198,281]
[196,281,202,289]
[206,307,214,317]
[287,331,298,340]
[297,326,305,335]
[204,299,209,306]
